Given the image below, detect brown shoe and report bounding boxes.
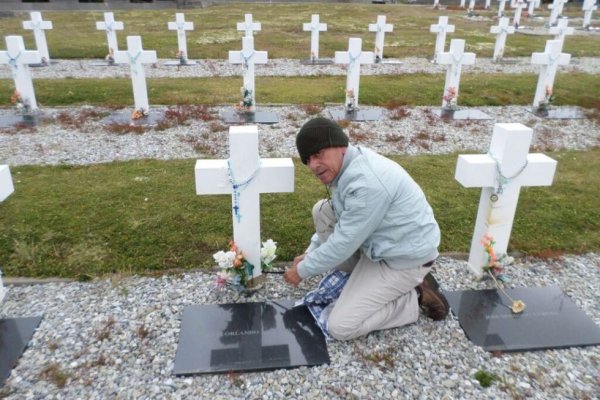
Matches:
[417,273,449,321]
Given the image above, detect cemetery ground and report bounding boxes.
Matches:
[1,3,599,398]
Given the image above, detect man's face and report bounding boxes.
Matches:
[307,147,346,185]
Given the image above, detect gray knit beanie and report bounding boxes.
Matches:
[296,118,349,164]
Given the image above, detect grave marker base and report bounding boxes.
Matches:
[173,300,329,375]
[445,286,600,352]
[300,58,334,65]
[329,108,383,121]
[28,60,57,68]
[164,60,198,66]
[102,110,165,126]
[493,58,520,64]
[222,110,279,124]
[0,113,41,128]
[0,316,43,388]
[433,108,492,120]
[377,59,403,65]
[90,61,119,67]
[531,106,585,119]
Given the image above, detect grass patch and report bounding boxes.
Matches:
[1,150,599,278]
[0,74,598,109]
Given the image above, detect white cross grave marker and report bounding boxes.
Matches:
[433,0,440,8]
[303,14,327,61]
[168,13,194,62]
[582,0,598,29]
[491,17,515,62]
[237,14,261,37]
[468,0,477,13]
[455,123,557,276]
[113,36,157,113]
[334,38,374,111]
[430,16,455,63]
[548,0,568,26]
[0,36,41,111]
[485,0,492,9]
[549,18,574,48]
[527,0,539,17]
[460,0,467,8]
[0,165,15,303]
[531,39,570,109]
[96,12,124,55]
[22,12,52,64]
[195,126,294,279]
[498,0,508,16]
[369,15,393,62]
[437,39,476,108]
[511,0,528,27]
[229,36,268,113]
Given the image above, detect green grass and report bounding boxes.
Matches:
[0,4,598,59]
[1,150,599,278]
[0,73,599,108]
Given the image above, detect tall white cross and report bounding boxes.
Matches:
[0,165,15,304]
[430,16,455,63]
[437,39,476,108]
[195,126,294,279]
[531,39,570,109]
[548,0,567,26]
[485,0,492,8]
[527,0,539,17]
[511,0,528,27]
[168,13,194,61]
[334,38,374,111]
[229,36,268,113]
[0,36,41,110]
[498,0,508,16]
[491,17,515,62]
[549,18,574,48]
[460,0,467,8]
[113,36,157,113]
[237,14,261,37]
[369,15,393,62]
[582,0,598,29]
[433,0,440,8]
[468,0,477,12]
[303,14,327,61]
[455,123,557,276]
[22,11,52,63]
[96,12,124,54]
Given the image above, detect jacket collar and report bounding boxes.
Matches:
[330,145,359,188]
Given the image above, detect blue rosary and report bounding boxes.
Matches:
[226,159,261,223]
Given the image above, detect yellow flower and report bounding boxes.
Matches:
[511,300,526,314]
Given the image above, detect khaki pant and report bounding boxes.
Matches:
[311,199,431,341]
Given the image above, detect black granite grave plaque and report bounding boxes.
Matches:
[0,114,39,129]
[164,60,198,66]
[530,107,585,119]
[0,316,43,387]
[221,110,279,124]
[445,286,600,352]
[173,300,329,375]
[329,108,383,122]
[101,110,164,126]
[432,108,492,120]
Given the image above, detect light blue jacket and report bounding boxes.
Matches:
[298,145,440,279]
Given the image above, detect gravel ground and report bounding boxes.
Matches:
[1,254,599,399]
[1,55,600,398]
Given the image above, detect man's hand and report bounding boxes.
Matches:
[292,253,306,268]
[284,263,302,287]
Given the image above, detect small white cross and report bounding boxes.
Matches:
[0,164,15,304]
[0,36,41,110]
[498,0,508,17]
[468,0,477,12]
[430,16,455,63]
[303,14,327,60]
[237,14,261,37]
[436,39,476,108]
[511,0,528,27]
[113,36,158,112]
[22,11,53,63]
[548,0,568,26]
[455,123,557,276]
[168,13,194,61]
[96,12,124,54]
[527,0,538,17]
[490,17,515,62]
[530,39,570,109]
[334,38,375,111]
[485,0,492,9]
[582,0,598,29]
[368,15,393,62]
[548,18,574,47]
[195,126,294,279]
[229,36,268,113]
